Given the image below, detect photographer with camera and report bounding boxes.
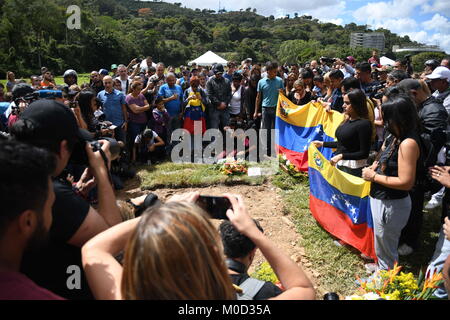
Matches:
[355,62,382,98]
[10,99,122,299]
[81,192,315,300]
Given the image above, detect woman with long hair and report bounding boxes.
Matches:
[82,193,316,300]
[313,89,372,177]
[6,71,17,92]
[362,94,421,271]
[284,73,296,97]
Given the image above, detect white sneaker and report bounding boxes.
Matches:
[398,244,414,256]
[425,197,442,210]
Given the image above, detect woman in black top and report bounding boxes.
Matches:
[313,89,371,177]
[361,94,421,271]
[288,80,312,106]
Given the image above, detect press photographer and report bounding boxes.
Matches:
[10,99,122,300]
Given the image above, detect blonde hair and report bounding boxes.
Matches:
[121,202,236,300]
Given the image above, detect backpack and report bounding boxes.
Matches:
[236,278,266,300]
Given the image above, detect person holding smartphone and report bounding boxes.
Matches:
[81,192,315,300]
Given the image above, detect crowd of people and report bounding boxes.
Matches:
[1,51,450,300]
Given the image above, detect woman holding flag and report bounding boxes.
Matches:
[313,89,371,177]
[361,94,421,272]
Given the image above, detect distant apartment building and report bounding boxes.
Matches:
[350,33,385,51]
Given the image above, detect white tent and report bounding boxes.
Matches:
[188,51,228,67]
[380,56,396,66]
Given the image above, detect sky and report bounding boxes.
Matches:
[162,0,450,53]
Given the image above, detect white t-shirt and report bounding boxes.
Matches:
[229,87,242,115]
[140,60,158,73]
[135,131,159,146]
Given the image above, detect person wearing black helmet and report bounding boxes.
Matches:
[63,69,78,86]
[424,59,441,74]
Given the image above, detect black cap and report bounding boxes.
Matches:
[19,99,91,145]
[213,63,224,74]
[12,83,34,100]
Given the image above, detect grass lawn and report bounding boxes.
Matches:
[1,74,92,88]
[137,162,268,190]
[272,170,443,297]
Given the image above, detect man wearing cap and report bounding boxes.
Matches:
[423,67,450,214]
[10,99,122,299]
[111,64,118,77]
[207,63,232,130]
[224,61,237,83]
[396,78,448,255]
[97,75,128,143]
[426,66,450,114]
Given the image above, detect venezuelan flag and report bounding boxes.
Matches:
[308,144,376,260]
[275,94,344,171]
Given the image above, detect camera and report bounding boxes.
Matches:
[320,57,336,64]
[366,83,385,99]
[70,135,121,165]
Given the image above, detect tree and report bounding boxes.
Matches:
[411,52,447,73]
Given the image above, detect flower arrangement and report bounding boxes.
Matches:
[220,160,248,176]
[346,263,443,300]
[278,154,306,179]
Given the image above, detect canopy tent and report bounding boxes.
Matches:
[380,56,396,66]
[188,51,228,67]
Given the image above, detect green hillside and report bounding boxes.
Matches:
[0,0,426,76]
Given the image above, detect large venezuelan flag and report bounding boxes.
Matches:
[275,94,344,171]
[308,144,376,260]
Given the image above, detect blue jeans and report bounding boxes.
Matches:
[128,122,147,146]
[426,228,450,299]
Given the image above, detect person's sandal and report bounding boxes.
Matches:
[126,193,160,217]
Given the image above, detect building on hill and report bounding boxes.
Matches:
[350,32,385,51]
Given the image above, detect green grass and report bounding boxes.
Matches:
[1,74,92,88]
[135,162,443,298]
[137,162,267,190]
[274,169,444,298]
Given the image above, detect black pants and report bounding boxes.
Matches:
[400,185,425,250]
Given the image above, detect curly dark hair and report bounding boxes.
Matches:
[219,219,264,259]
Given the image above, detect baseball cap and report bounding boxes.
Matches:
[111,64,118,70]
[143,128,154,138]
[99,69,109,76]
[18,99,91,146]
[426,66,450,82]
[212,63,225,74]
[396,79,422,92]
[345,56,356,63]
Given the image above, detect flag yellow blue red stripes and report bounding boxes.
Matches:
[275,94,345,171]
[308,144,376,260]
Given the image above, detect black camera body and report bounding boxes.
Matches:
[320,57,336,64]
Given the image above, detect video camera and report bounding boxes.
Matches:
[366,83,386,100]
[320,57,336,64]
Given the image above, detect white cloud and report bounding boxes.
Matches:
[422,13,450,33]
[422,0,450,16]
[373,18,418,34]
[321,18,345,25]
[353,0,428,23]
[166,0,343,17]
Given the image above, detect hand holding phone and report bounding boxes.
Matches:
[196,196,232,220]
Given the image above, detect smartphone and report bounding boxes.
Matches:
[196,196,232,220]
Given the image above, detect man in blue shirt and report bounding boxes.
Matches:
[254,61,284,157]
[158,73,183,147]
[97,76,128,143]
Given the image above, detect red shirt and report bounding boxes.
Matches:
[0,271,64,300]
